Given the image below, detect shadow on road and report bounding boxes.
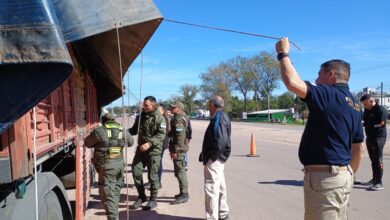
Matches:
[230,154,260,157]
[87,200,104,210]
[119,210,204,220]
[124,168,175,174]
[352,185,370,190]
[258,179,303,187]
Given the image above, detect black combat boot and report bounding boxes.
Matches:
[130,196,147,209]
[170,193,189,205]
[143,197,157,210]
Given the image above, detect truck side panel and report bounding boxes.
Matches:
[0,45,99,219]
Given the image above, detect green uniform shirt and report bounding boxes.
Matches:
[85,120,133,166]
[169,113,189,153]
[129,109,166,156]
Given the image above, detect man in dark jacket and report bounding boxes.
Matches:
[360,94,388,190]
[200,95,231,220]
[129,96,166,210]
[85,113,134,220]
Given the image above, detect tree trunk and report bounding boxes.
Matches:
[243,95,247,112]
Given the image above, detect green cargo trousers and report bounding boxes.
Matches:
[173,152,188,194]
[132,151,161,198]
[98,157,124,220]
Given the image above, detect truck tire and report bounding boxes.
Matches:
[40,190,64,220]
[0,172,73,220]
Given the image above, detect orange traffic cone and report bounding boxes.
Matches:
[247,132,259,157]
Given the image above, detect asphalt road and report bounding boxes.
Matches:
[84,119,390,220]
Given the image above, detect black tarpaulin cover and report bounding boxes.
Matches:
[0,0,162,133]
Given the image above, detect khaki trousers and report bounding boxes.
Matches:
[204,159,229,220]
[304,165,354,220]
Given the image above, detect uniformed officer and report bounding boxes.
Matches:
[168,101,190,204]
[85,113,134,220]
[129,96,166,210]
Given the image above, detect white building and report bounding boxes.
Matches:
[362,87,390,110]
[373,95,390,110]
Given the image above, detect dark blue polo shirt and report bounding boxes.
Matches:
[299,82,364,166]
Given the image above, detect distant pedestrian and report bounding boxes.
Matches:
[200,95,231,220]
[85,113,134,220]
[157,104,170,187]
[128,96,166,210]
[360,94,387,190]
[276,37,364,220]
[168,101,190,204]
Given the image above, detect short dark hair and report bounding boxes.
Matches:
[321,59,350,82]
[360,94,373,102]
[144,96,156,103]
[158,104,166,111]
[210,95,224,109]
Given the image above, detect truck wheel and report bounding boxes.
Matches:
[41,190,64,220]
[0,173,73,220]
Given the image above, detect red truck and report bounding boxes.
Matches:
[0,1,162,219]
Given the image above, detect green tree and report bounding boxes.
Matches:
[248,51,281,122]
[179,84,199,113]
[230,96,244,117]
[294,96,308,124]
[225,56,255,112]
[278,92,295,109]
[200,64,234,112]
[167,95,185,109]
[246,99,258,112]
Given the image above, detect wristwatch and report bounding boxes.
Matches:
[277,52,289,61]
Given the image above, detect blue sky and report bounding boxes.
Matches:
[112,0,390,107]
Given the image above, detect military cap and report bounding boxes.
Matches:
[103,113,115,120]
[169,101,184,109]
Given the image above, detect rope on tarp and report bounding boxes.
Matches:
[115,24,131,219]
[164,19,302,51]
[108,0,130,219]
[33,107,39,220]
[136,52,144,144]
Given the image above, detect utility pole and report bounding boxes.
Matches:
[381,81,384,105]
[267,93,270,123]
[254,91,259,111]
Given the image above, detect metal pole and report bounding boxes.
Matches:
[381,81,384,105]
[255,92,259,111]
[267,94,270,123]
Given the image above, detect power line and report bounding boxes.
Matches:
[353,64,390,74]
[164,19,301,51]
